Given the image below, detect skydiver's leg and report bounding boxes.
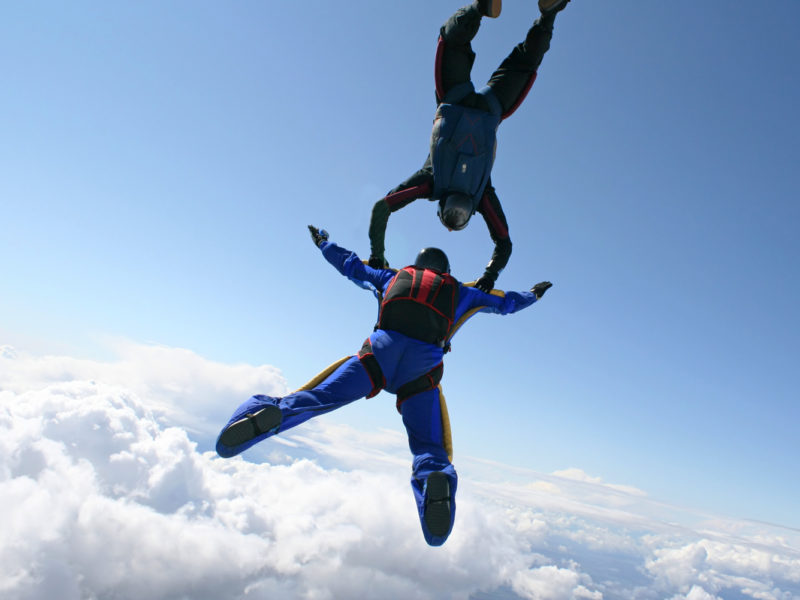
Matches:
[486,10,559,118]
[435,3,484,101]
[216,355,373,458]
[400,387,458,546]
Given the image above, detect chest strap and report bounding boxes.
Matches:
[395,362,444,413]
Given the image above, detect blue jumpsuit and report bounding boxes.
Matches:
[216,241,539,545]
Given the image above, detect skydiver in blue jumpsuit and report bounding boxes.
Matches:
[216,226,552,546]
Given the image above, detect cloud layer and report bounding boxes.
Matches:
[1,343,798,600]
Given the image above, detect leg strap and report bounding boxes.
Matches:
[396,362,444,412]
[357,338,386,398]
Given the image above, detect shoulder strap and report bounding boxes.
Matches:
[477,85,503,117]
[442,81,476,104]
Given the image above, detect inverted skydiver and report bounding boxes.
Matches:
[216,225,552,546]
[368,0,572,291]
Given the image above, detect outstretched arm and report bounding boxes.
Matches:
[448,280,552,341]
[309,225,395,291]
[457,284,538,317]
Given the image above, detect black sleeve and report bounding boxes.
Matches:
[368,163,434,261]
[476,182,512,279]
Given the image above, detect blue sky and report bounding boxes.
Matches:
[2,0,799,538]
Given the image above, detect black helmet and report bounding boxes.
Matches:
[437,192,474,231]
[414,247,450,273]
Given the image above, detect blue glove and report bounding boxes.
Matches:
[308,225,329,248]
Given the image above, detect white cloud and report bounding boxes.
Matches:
[552,468,647,497]
[669,585,722,600]
[646,539,800,600]
[511,564,602,600]
[0,341,287,440]
[1,342,799,600]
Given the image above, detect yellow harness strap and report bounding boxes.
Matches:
[293,356,352,393]
[438,385,453,463]
[448,284,506,343]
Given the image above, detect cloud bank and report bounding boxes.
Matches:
[1,343,798,600]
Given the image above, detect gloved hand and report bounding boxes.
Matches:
[531,281,552,299]
[308,225,329,248]
[368,255,389,269]
[475,273,496,293]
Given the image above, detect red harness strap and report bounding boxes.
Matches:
[379,267,457,346]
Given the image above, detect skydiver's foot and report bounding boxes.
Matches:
[219,405,282,448]
[475,0,502,18]
[538,0,570,15]
[423,472,452,537]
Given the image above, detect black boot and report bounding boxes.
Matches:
[475,0,502,18]
[423,472,453,537]
[538,0,570,15]
[219,405,282,448]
